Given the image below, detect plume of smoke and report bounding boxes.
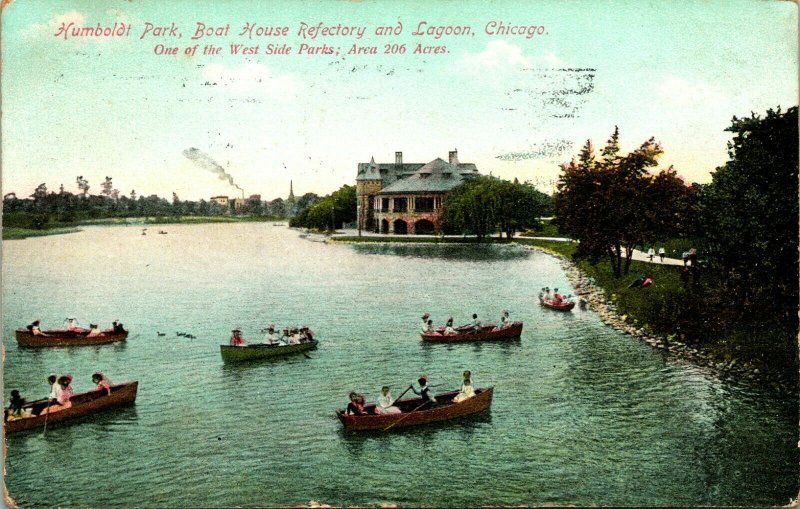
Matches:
[182,147,243,192]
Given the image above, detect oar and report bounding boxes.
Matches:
[392,385,413,404]
[42,400,52,436]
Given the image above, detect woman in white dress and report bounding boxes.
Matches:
[453,370,476,403]
[375,386,402,414]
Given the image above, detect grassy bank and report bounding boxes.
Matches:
[3,227,82,240]
[519,238,796,385]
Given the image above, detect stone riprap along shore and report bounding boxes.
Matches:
[524,245,795,394]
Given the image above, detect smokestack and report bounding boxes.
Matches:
[449,149,459,165]
[395,151,403,165]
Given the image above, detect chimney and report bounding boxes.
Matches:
[449,149,459,165]
[395,151,403,165]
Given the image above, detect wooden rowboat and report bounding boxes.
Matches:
[421,322,523,342]
[15,329,129,347]
[336,387,493,431]
[5,381,138,434]
[539,298,575,311]
[220,340,318,363]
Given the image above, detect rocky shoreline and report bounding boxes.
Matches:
[525,245,796,395]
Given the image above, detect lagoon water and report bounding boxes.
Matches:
[2,223,797,507]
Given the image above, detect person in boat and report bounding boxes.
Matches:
[443,317,456,335]
[65,318,83,332]
[423,319,435,333]
[263,325,280,345]
[41,375,74,414]
[421,313,431,333]
[47,374,62,407]
[6,390,30,421]
[538,288,546,302]
[281,327,291,344]
[27,320,50,336]
[469,314,482,333]
[300,326,312,343]
[92,372,112,395]
[304,327,314,342]
[345,392,366,416]
[112,320,126,333]
[544,287,552,300]
[552,289,563,304]
[375,386,402,415]
[288,328,302,345]
[496,310,510,330]
[230,329,246,347]
[453,370,476,403]
[85,324,104,337]
[411,376,436,408]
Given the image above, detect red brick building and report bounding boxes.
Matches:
[356,150,480,234]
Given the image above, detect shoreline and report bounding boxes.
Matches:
[524,244,796,395]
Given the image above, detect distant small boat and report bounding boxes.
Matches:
[421,322,523,343]
[15,328,129,347]
[539,298,575,311]
[220,340,318,363]
[336,387,493,431]
[5,381,138,434]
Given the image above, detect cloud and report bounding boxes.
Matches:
[21,10,86,39]
[657,77,726,108]
[459,40,532,72]
[201,62,300,96]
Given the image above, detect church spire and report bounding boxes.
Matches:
[288,180,295,202]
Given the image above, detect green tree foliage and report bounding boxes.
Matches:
[699,106,798,323]
[442,176,551,240]
[556,129,694,277]
[289,185,357,231]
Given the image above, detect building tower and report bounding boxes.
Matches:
[286,180,297,216]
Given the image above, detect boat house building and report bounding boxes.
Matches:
[356,150,480,234]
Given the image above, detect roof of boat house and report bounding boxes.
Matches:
[375,158,479,194]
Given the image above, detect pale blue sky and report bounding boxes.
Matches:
[2,0,797,200]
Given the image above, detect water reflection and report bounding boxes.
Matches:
[351,243,530,261]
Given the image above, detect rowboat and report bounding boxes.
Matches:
[15,329,129,347]
[336,387,493,431]
[5,381,138,434]
[220,340,318,363]
[421,322,523,342]
[539,298,575,311]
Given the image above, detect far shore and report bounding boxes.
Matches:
[2,215,285,240]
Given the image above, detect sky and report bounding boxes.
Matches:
[2,0,797,201]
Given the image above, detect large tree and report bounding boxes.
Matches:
[443,176,550,240]
[556,128,693,276]
[700,106,798,322]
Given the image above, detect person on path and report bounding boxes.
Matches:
[658,247,666,262]
[647,247,655,262]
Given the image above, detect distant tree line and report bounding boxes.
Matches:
[289,185,356,231]
[3,176,305,229]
